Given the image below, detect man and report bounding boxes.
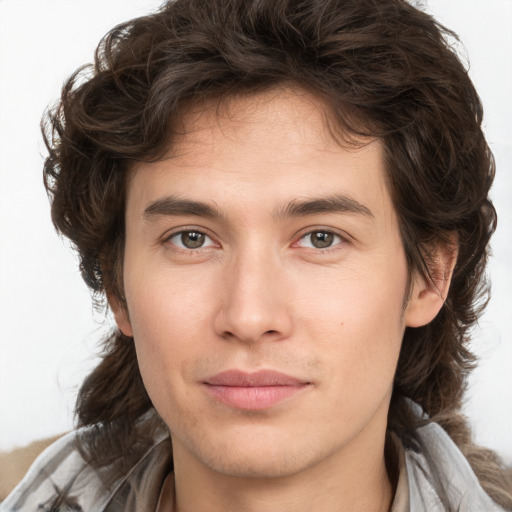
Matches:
[2,0,511,511]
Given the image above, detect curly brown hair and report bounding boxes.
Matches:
[42,0,511,507]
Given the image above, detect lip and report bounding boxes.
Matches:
[203,369,311,410]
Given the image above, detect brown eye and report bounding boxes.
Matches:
[181,231,205,248]
[167,230,216,250]
[297,230,343,249]
[310,231,334,248]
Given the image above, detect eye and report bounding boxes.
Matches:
[167,230,216,250]
[296,230,344,249]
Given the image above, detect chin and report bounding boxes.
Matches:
[205,452,310,479]
[185,433,325,479]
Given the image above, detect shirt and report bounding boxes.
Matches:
[1,414,507,512]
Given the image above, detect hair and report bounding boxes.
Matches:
[42,0,511,508]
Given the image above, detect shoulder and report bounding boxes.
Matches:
[403,421,509,512]
[0,430,109,511]
[0,421,172,512]
[0,434,62,501]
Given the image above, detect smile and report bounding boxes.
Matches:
[203,369,311,410]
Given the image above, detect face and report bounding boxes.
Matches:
[114,88,438,480]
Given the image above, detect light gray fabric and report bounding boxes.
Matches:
[1,415,508,511]
[393,421,508,511]
[0,427,172,512]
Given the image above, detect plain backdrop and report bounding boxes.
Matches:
[0,0,511,463]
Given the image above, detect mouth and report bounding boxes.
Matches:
[203,369,312,410]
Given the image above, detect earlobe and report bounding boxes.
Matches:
[109,297,134,337]
[404,240,458,328]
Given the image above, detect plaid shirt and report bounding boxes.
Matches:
[1,413,506,512]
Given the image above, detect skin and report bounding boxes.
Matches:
[113,87,451,512]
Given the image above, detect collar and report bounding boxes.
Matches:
[3,413,507,512]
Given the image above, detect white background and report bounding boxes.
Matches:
[0,0,511,463]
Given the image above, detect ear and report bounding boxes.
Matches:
[108,295,134,337]
[404,238,458,328]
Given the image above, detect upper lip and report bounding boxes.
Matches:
[204,369,308,387]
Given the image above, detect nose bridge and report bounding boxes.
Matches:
[215,241,291,343]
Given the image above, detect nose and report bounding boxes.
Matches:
[213,250,293,344]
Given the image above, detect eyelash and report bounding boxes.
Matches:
[163,227,348,253]
[164,229,218,252]
[292,230,346,251]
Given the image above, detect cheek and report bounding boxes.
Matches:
[296,262,407,392]
[122,261,216,404]
[129,305,208,430]
[298,258,407,331]
[124,250,216,336]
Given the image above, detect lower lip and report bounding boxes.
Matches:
[204,384,308,410]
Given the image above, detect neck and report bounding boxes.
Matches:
[171,423,393,512]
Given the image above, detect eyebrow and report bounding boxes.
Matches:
[273,194,374,220]
[144,196,223,219]
[143,194,374,221]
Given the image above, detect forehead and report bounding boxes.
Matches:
[168,88,338,160]
[127,87,393,224]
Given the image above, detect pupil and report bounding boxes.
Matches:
[182,231,204,248]
[312,231,333,248]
